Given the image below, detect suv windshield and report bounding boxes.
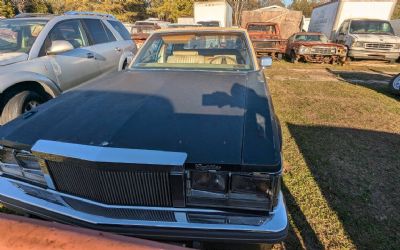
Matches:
[132,32,253,71]
[0,19,47,53]
[350,20,394,35]
[295,34,328,42]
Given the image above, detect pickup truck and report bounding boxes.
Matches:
[245,22,287,59]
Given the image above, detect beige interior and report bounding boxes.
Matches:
[166,51,238,65]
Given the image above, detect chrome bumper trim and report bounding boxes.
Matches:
[0,176,288,243]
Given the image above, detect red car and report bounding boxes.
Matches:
[286,32,347,64]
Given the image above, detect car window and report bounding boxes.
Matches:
[83,19,115,44]
[247,24,276,33]
[108,20,131,40]
[339,21,349,34]
[294,34,328,42]
[0,19,47,53]
[41,19,88,56]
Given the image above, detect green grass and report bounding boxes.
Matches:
[267,61,400,249]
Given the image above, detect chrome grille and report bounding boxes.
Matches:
[47,161,172,207]
[63,197,176,221]
[365,43,394,50]
[311,47,336,54]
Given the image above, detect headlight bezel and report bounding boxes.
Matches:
[298,45,311,54]
[352,41,365,48]
[186,169,280,212]
[0,146,47,186]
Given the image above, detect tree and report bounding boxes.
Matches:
[53,0,147,22]
[289,0,319,17]
[149,0,193,22]
[26,0,52,13]
[0,0,15,17]
[264,0,284,7]
[392,1,400,19]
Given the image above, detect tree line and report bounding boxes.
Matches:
[1,0,400,23]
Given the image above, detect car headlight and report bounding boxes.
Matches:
[186,170,279,212]
[352,41,364,48]
[394,43,400,49]
[298,45,311,54]
[0,146,46,186]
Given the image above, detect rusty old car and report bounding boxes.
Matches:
[0,28,288,247]
[286,32,347,64]
[245,22,287,60]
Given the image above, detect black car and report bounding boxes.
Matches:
[0,28,287,245]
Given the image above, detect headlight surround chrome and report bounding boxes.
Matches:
[0,146,46,186]
[186,170,279,212]
[352,41,365,48]
[298,45,311,54]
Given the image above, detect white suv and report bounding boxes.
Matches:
[0,12,137,124]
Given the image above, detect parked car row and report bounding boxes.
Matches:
[0,12,288,249]
[245,19,400,64]
[0,12,137,124]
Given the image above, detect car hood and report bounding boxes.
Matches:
[350,33,400,43]
[0,52,28,66]
[0,69,280,167]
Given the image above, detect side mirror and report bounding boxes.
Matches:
[47,40,74,55]
[260,56,272,68]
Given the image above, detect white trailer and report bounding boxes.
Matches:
[309,0,400,61]
[194,0,233,27]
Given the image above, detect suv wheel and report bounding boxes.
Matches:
[0,90,45,124]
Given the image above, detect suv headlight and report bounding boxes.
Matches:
[0,146,46,186]
[394,43,400,49]
[186,170,280,212]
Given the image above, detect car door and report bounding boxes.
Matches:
[106,19,137,66]
[41,19,100,91]
[336,21,349,44]
[82,19,122,74]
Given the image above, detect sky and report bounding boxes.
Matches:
[283,0,293,7]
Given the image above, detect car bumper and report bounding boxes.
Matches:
[348,48,400,60]
[0,176,288,243]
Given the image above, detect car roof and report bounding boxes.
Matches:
[344,18,390,22]
[10,12,117,21]
[153,27,248,34]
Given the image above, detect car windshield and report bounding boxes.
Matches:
[247,24,276,33]
[295,34,328,42]
[132,32,253,71]
[349,20,394,35]
[0,19,47,53]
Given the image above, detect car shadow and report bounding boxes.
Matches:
[287,123,400,249]
[325,68,399,101]
[281,183,324,250]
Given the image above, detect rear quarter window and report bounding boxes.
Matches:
[108,20,131,40]
[83,19,115,44]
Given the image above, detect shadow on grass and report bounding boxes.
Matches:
[282,183,324,250]
[325,68,399,101]
[287,124,400,249]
